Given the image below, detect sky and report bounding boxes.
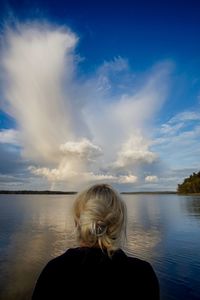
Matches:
[0,0,200,191]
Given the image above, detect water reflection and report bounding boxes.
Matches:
[0,194,200,300]
[182,196,200,219]
[124,195,162,261]
[0,195,76,300]
[125,226,161,260]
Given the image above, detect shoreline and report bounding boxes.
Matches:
[0,190,77,195]
[1,191,200,195]
[0,190,177,195]
[122,192,200,195]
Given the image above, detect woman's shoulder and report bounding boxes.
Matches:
[123,251,154,269]
[46,247,82,267]
[126,253,153,269]
[115,250,158,279]
[113,249,151,265]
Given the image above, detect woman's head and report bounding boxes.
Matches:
[73,183,127,255]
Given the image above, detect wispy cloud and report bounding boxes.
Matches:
[168,111,200,124]
[153,110,200,175]
[0,129,19,145]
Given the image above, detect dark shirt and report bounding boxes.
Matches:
[32,247,160,299]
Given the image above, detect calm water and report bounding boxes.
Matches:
[0,194,200,300]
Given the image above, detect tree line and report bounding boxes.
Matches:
[177,171,200,194]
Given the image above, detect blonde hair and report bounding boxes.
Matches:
[73,183,127,256]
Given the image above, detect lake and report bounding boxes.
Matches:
[0,194,200,300]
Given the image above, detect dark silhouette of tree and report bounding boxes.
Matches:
[177,172,200,194]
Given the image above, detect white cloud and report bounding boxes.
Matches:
[0,129,20,145]
[0,22,172,189]
[145,175,158,183]
[113,133,158,169]
[60,139,102,161]
[29,167,115,183]
[157,111,200,139]
[1,23,80,164]
[99,56,129,73]
[29,165,138,187]
[29,166,78,181]
[94,57,130,92]
[159,123,184,136]
[153,110,200,171]
[118,174,138,184]
[169,111,200,124]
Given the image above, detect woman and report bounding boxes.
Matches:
[32,183,160,299]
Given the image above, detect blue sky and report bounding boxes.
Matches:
[0,0,200,191]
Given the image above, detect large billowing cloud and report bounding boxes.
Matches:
[0,22,172,189]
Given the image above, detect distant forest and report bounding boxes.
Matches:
[177,172,200,194]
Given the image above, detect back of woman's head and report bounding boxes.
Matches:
[73,183,127,256]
